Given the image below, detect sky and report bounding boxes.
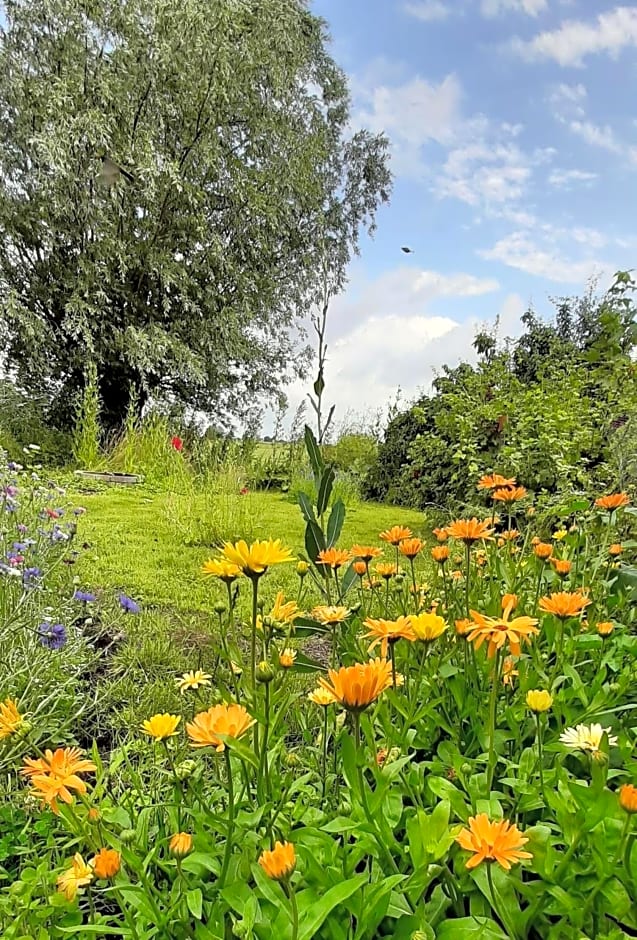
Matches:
[275,1,637,434]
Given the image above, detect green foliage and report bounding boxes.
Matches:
[0,381,71,464]
[0,0,390,430]
[71,362,103,470]
[366,272,637,509]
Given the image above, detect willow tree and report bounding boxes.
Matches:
[0,0,391,429]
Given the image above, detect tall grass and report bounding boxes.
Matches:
[71,361,104,469]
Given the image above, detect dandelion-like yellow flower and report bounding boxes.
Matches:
[526,690,552,713]
[0,698,23,739]
[409,611,447,642]
[319,659,393,712]
[270,591,301,624]
[57,853,93,901]
[456,815,532,870]
[362,617,415,657]
[375,562,398,579]
[170,832,194,856]
[90,848,121,879]
[141,713,181,740]
[201,558,243,582]
[379,525,412,545]
[176,671,212,693]
[258,841,296,881]
[186,703,254,751]
[222,539,294,576]
[308,687,336,706]
[447,518,494,545]
[311,605,350,625]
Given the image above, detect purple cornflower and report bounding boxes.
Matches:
[12,542,27,552]
[23,566,42,584]
[118,594,141,614]
[73,590,96,603]
[39,623,67,650]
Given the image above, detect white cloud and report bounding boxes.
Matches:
[480,231,607,282]
[569,119,623,153]
[354,72,462,178]
[482,0,547,16]
[548,167,598,187]
[513,6,637,66]
[275,268,517,424]
[548,82,587,118]
[403,1,451,21]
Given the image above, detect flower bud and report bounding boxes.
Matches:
[213,601,227,615]
[296,560,309,577]
[256,661,275,683]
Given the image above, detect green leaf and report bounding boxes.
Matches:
[305,520,326,567]
[340,561,358,597]
[297,873,368,940]
[304,425,324,482]
[316,466,335,517]
[436,917,508,939]
[326,498,346,547]
[313,368,325,398]
[187,888,203,920]
[289,652,324,673]
[298,491,317,525]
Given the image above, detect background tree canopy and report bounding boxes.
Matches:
[364,273,637,510]
[0,0,391,430]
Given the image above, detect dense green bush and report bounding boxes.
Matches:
[365,272,637,510]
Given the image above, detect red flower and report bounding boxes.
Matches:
[45,508,60,519]
[171,436,184,452]
[240,487,249,495]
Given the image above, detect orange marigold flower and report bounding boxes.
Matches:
[258,841,296,881]
[22,747,97,814]
[619,784,637,814]
[596,621,614,637]
[0,698,23,739]
[87,807,101,823]
[447,518,494,545]
[455,618,472,636]
[467,603,539,659]
[501,593,518,611]
[595,492,630,511]
[533,542,553,560]
[539,591,591,620]
[379,525,412,545]
[477,474,517,491]
[319,659,393,711]
[609,543,623,556]
[451,569,463,581]
[456,814,532,870]
[316,547,351,569]
[493,486,527,503]
[170,832,193,856]
[362,616,415,657]
[375,562,398,579]
[353,560,367,576]
[502,656,518,687]
[551,558,572,576]
[432,527,449,542]
[187,704,255,751]
[279,648,296,668]
[431,545,450,564]
[398,537,424,559]
[376,747,389,766]
[90,848,121,879]
[501,529,519,541]
[350,544,383,562]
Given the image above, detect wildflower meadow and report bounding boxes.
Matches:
[1,431,636,940]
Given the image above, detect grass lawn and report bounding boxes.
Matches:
[72,484,428,615]
[67,482,431,734]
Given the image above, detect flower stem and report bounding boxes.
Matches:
[250,576,259,692]
[285,880,299,940]
[321,706,329,802]
[535,712,546,801]
[487,651,502,792]
[465,543,471,618]
[219,749,235,889]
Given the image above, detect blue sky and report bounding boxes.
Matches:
[281,2,637,428]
